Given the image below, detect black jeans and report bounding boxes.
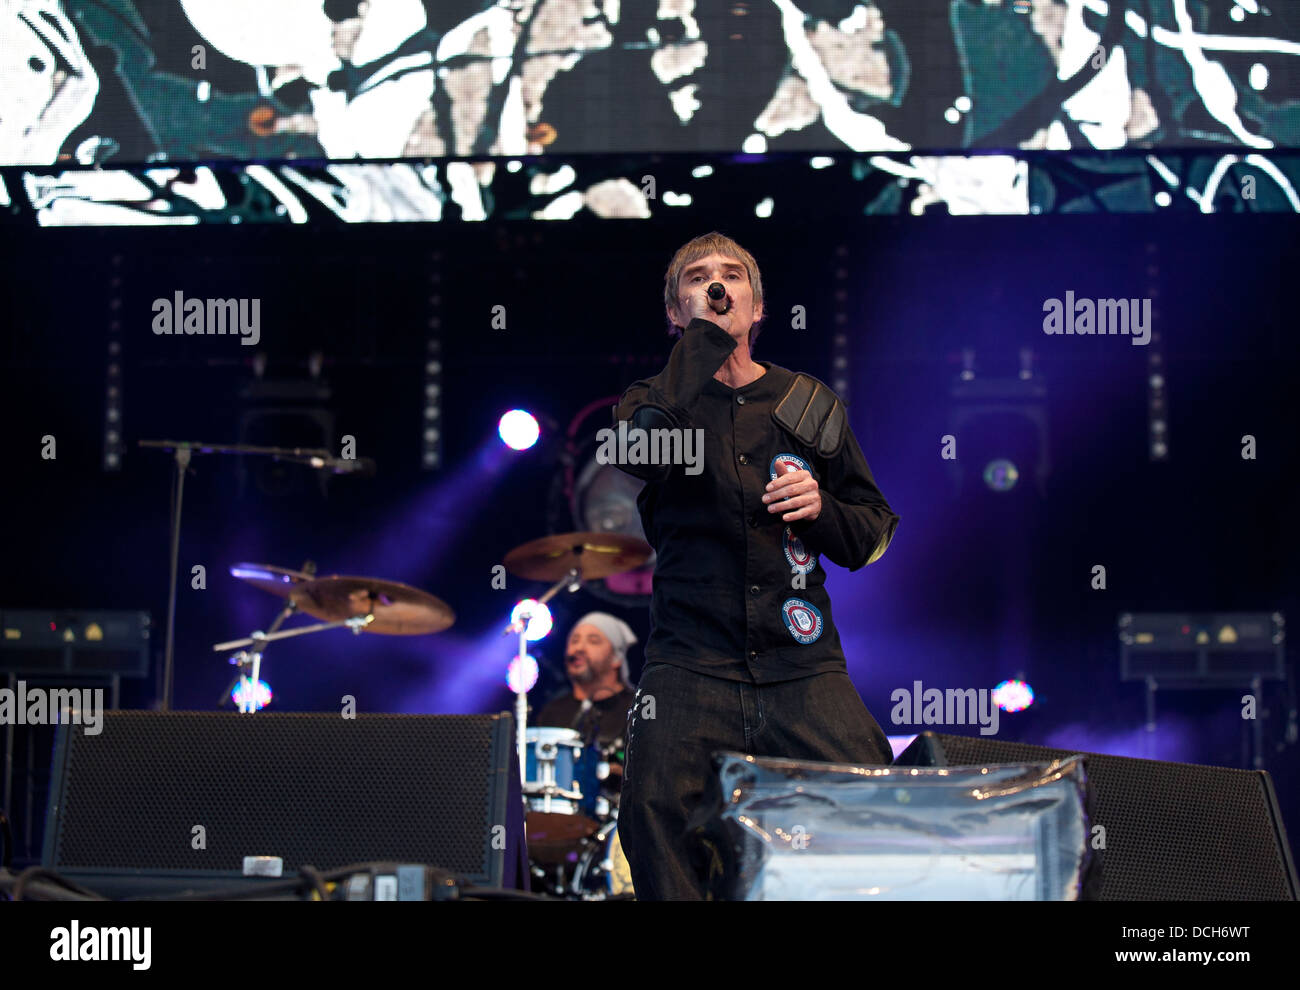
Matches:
[619,662,893,900]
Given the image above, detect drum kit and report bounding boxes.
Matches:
[217,530,652,900]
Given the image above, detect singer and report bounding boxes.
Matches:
[613,232,901,900]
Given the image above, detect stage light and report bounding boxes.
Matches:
[982,458,1019,492]
[830,252,851,402]
[104,257,124,472]
[422,281,443,470]
[499,409,540,450]
[551,397,656,605]
[511,599,552,641]
[231,678,273,711]
[1148,334,1167,461]
[992,679,1034,712]
[506,653,540,694]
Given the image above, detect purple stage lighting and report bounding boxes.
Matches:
[231,678,273,711]
[507,653,540,694]
[510,599,553,641]
[499,409,540,450]
[992,679,1034,712]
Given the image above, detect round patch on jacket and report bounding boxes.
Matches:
[769,453,809,482]
[781,598,823,644]
[783,527,817,575]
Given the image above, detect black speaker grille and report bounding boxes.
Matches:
[904,733,1296,901]
[46,712,512,883]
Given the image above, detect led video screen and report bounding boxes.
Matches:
[3,0,1297,167]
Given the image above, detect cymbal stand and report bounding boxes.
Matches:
[504,565,582,782]
[214,613,375,712]
[218,597,298,712]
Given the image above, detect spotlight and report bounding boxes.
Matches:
[992,679,1034,712]
[506,653,540,694]
[982,459,1019,492]
[550,397,656,605]
[499,409,540,450]
[510,599,552,641]
[422,336,442,470]
[231,678,273,711]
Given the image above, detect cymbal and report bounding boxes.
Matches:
[503,531,652,582]
[230,562,315,598]
[289,575,455,635]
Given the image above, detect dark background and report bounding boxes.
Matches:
[1,207,1297,863]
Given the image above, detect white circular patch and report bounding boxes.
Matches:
[783,526,817,576]
[769,453,810,481]
[781,598,823,645]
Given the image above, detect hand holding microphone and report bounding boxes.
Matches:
[682,280,732,327]
[706,281,729,313]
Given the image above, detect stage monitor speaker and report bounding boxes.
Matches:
[42,711,526,898]
[895,731,1298,901]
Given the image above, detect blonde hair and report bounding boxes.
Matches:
[663,232,766,349]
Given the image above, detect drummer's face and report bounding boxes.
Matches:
[565,624,615,683]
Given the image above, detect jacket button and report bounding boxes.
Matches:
[749,651,758,661]
[750,585,760,596]
[749,513,758,528]
[737,395,746,405]
[738,454,749,464]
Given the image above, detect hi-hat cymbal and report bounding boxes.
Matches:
[230,562,315,598]
[503,531,652,582]
[289,576,454,635]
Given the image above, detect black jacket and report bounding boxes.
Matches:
[612,319,899,682]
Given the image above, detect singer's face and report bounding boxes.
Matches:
[566,623,617,685]
[671,252,763,339]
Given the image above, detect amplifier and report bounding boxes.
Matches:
[1119,611,1285,683]
[0,609,150,677]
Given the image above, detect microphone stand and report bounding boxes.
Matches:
[503,566,582,783]
[160,445,190,711]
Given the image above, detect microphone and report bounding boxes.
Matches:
[706,281,729,314]
[306,455,377,476]
[569,697,593,729]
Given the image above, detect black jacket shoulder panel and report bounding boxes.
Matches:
[772,372,847,460]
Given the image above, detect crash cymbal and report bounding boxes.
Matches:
[230,562,315,598]
[289,575,454,635]
[503,531,652,582]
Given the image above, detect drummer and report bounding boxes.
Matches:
[535,612,638,755]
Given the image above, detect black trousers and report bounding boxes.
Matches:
[618,662,894,900]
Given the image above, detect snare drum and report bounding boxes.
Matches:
[522,727,599,817]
